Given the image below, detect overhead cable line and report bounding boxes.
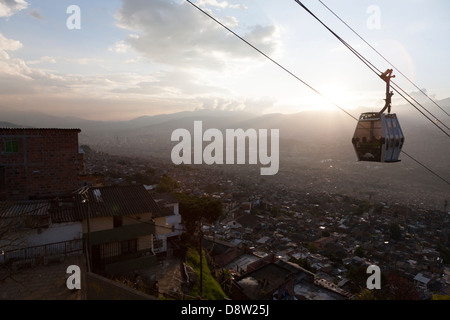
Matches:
[184,0,358,121]
[184,0,450,186]
[294,0,450,139]
[400,151,450,187]
[317,0,450,118]
[315,0,450,132]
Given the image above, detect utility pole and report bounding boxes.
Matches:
[199,226,204,299]
[81,187,92,272]
[86,199,92,272]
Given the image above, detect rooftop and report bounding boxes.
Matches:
[0,128,81,132]
[0,200,50,219]
[235,262,293,300]
[75,185,163,219]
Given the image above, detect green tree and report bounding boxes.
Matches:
[155,174,180,193]
[289,256,316,273]
[128,172,157,185]
[385,273,419,300]
[437,243,450,264]
[354,246,365,258]
[353,201,370,216]
[389,223,402,241]
[354,288,377,300]
[185,247,226,300]
[204,183,224,194]
[304,242,318,254]
[432,294,450,300]
[177,193,223,235]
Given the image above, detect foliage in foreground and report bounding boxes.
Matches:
[185,247,227,300]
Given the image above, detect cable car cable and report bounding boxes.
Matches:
[317,0,450,118]
[294,0,450,138]
[315,0,450,132]
[184,0,450,186]
[400,151,450,186]
[390,82,450,135]
[185,0,358,121]
[328,28,450,135]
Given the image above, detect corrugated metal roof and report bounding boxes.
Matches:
[0,200,50,219]
[50,207,81,223]
[75,185,163,219]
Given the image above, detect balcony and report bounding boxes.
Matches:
[85,222,155,246]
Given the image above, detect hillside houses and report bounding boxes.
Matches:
[197,184,449,299]
[3,133,447,300]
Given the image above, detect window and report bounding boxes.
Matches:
[113,216,123,228]
[154,239,163,250]
[4,141,19,153]
[120,239,137,255]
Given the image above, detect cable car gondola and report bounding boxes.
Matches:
[352,69,405,162]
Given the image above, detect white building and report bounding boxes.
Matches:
[152,193,183,254]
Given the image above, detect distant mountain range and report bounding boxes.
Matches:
[1,99,449,209]
[1,98,449,158]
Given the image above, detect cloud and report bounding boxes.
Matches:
[0,0,28,18]
[108,40,131,54]
[0,32,22,51]
[26,56,56,65]
[196,0,228,9]
[114,0,279,69]
[110,70,229,97]
[196,96,275,114]
[409,88,436,104]
[0,33,32,79]
[0,32,110,95]
[195,0,247,10]
[29,8,44,21]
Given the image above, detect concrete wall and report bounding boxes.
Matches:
[138,234,153,251]
[154,216,172,235]
[82,216,112,233]
[85,272,156,300]
[122,213,152,226]
[82,213,153,234]
[13,222,82,248]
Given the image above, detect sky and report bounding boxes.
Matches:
[0,0,449,121]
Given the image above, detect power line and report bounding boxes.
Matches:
[317,0,450,118]
[184,0,450,186]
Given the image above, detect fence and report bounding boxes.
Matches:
[3,239,83,264]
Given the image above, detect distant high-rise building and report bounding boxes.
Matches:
[0,128,84,200]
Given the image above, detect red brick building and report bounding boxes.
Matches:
[0,128,84,200]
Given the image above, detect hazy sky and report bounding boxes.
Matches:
[1,0,449,121]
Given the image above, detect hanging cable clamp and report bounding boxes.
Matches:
[379,69,395,114]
